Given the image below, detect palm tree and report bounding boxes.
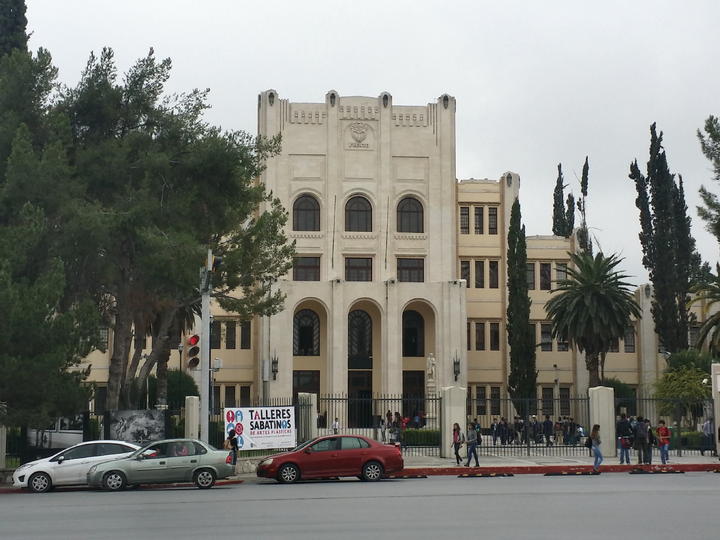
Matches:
[690,265,720,354]
[545,252,641,388]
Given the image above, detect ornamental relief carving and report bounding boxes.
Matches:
[290,232,324,239]
[345,122,374,151]
[341,233,377,240]
[394,233,428,241]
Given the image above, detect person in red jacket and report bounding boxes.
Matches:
[656,420,671,465]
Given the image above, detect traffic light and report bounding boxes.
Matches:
[186,334,200,369]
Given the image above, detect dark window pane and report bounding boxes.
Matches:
[346,258,372,281]
[99,327,109,350]
[625,326,636,353]
[397,258,424,282]
[557,331,569,352]
[348,310,372,369]
[402,310,425,357]
[212,385,221,412]
[490,322,500,351]
[526,262,536,290]
[476,386,487,415]
[460,260,470,283]
[609,337,619,353]
[542,387,554,416]
[474,260,484,288]
[293,256,320,281]
[345,196,372,232]
[490,387,501,415]
[292,370,320,402]
[474,207,483,234]
[293,195,320,231]
[210,321,221,350]
[489,261,499,288]
[226,321,236,349]
[224,386,236,408]
[240,321,251,349]
[475,322,485,351]
[488,207,498,234]
[556,262,567,282]
[559,388,570,416]
[540,263,552,290]
[540,323,552,352]
[94,387,107,415]
[460,207,469,234]
[397,197,423,233]
[240,386,251,406]
[294,309,320,356]
[467,322,471,351]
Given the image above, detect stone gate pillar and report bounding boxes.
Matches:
[440,386,467,459]
[589,386,616,458]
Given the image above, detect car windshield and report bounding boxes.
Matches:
[291,439,316,451]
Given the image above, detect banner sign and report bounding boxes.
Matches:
[223,406,296,450]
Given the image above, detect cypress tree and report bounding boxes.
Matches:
[576,156,592,254]
[507,198,537,412]
[697,116,720,240]
[552,163,567,236]
[629,123,695,352]
[565,192,575,234]
[0,0,28,57]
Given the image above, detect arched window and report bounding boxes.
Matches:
[345,196,372,232]
[348,310,372,368]
[402,310,425,357]
[293,195,320,231]
[293,309,320,356]
[397,197,423,233]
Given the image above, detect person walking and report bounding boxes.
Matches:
[634,416,650,465]
[590,424,603,473]
[701,418,716,456]
[332,417,340,434]
[451,422,465,465]
[543,415,554,446]
[616,413,633,465]
[226,429,239,466]
[465,422,480,467]
[554,418,564,446]
[490,418,499,445]
[656,419,670,465]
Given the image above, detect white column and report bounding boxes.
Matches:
[589,386,616,458]
[440,385,467,459]
[185,396,200,440]
[711,363,720,456]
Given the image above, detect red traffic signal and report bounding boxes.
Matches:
[187,334,200,368]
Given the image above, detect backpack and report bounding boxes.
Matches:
[584,436,593,449]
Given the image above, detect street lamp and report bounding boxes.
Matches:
[271,352,279,380]
[453,351,461,382]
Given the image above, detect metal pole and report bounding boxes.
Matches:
[200,248,212,443]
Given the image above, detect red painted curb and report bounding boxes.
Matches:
[402,464,720,476]
[0,478,243,495]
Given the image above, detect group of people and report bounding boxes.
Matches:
[615,413,673,465]
[451,420,483,467]
[488,415,586,446]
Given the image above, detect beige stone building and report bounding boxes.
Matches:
[82,90,704,420]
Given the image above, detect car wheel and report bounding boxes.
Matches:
[102,471,127,491]
[28,472,52,493]
[362,461,384,482]
[277,463,299,484]
[194,469,216,489]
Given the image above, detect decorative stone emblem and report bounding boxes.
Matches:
[347,122,372,150]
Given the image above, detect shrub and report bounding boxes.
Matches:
[401,429,440,446]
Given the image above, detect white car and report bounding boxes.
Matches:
[13,440,140,493]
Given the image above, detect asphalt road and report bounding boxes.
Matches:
[1,474,718,540]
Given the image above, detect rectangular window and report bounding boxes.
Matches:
[240,321,251,349]
[475,322,485,351]
[490,322,500,351]
[460,260,470,283]
[397,258,424,282]
[225,321,236,349]
[474,260,484,288]
[624,326,636,353]
[293,256,320,281]
[94,386,107,415]
[474,207,484,234]
[540,263,552,290]
[210,320,221,350]
[460,206,469,234]
[559,387,571,416]
[467,322,471,351]
[557,332,569,352]
[489,261,499,289]
[542,387,554,416]
[689,326,700,349]
[540,323,553,352]
[240,386,251,407]
[490,386,501,415]
[609,337,619,353]
[99,327,109,350]
[345,257,372,281]
[556,262,567,282]
[488,207,498,235]
[526,262,536,290]
[476,386,487,416]
[224,385,236,408]
[212,385,221,413]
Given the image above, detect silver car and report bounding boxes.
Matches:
[86,438,235,490]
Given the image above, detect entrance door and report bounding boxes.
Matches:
[348,371,372,428]
[402,371,425,422]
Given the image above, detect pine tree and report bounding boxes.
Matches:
[0,0,28,57]
[629,123,696,352]
[507,198,537,412]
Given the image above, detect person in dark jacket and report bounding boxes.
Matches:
[543,415,554,446]
[616,413,633,464]
[633,416,650,465]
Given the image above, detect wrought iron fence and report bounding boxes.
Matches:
[317,394,442,456]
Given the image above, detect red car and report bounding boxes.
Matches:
[256,435,404,483]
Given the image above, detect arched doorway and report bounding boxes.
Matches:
[402,301,436,422]
[292,300,328,408]
[347,301,382,427]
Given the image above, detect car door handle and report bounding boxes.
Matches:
[331,453,338,457]
[190,459,197,463]
[159,461,166,465]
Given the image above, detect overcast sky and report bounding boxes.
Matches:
[26,0,720,283]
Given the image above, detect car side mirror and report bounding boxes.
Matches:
[304,448,312,454]
[57,455,64,464]
[136,454,144,461]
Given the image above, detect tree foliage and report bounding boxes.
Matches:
[0,0,28,57]
[697,115,720,240]
[654,366,711,425]
[629,123,699,353]
[551,163,574,238]
[576,156,592,254]
[689,266,720,355]
[506,199,537,407]
[545,252,641,387]
[665,349,714,374]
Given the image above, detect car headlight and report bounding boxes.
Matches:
[260,458,273,466]
[15,463,30,472]
[88,465,98,474]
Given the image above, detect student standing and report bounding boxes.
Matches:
[590,424,603,473]
[656,420,670,465]
[451,423,465,465]
[465,422,480,467]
